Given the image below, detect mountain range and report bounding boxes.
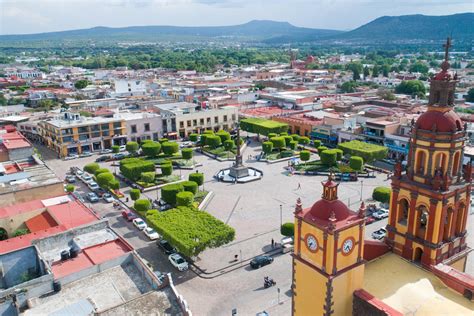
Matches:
[1,13,472,45]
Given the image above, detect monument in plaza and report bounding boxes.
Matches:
[228,122,250,179]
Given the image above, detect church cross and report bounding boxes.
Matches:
[443,37,451,62]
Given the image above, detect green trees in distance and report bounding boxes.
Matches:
[182,148,193,160]
[338,140,388,163]
[130,188,141,201]
[112,145,120,154]
[377,88,396,101]
[363,66,370,78]
[240,118,288,136]
[161,183,184,205]
[372,187,392,204]
[84,163,100,174]
[395,80,426,98]
[162,141,179,155]
[280,222,295,237]
[126,141,139,154]
[349,156,364,171]
[189,172,204,187]
[262,141,273,154]
[176,191,194,207]
[270,136,286,151]
[74,79,89,89]
[341,81,358,93]
[300,150,310,163]
[346,62,363,81]
[142,141,161,158]
[372,64,380,77]
[409,62,429,74]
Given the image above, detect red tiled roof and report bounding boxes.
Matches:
[0,226,66,254]
[47,200,98,229]
[0,200,45,219]
[25,211,58,232]
[51,251,94,279]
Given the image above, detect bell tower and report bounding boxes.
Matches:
[386,38,471,271]
[292,176,366,316]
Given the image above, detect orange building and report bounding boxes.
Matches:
[273,114,322,136]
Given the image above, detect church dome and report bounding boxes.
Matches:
[303,199,353,224]
[415,110,463,133]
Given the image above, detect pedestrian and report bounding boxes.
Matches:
[234,254,238,262]
[271,238,275,249]
[297,182,301,190]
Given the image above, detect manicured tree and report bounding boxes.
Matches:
[333,149,344,161]
[134,199,151,215]
[216,130,231,142]
[298,136,310,146]
[189,172,204,189]
[176,191,194,207]
[65,184,75,193]
[84,163,100,175]
[223,140,234,151]
[283,136,293,147]
[199,133,209,146]
[126,141,139,154]
[94,168,110,177]
[130,188,141,201]
[160,163,173,176]
[140,171,156,183]
[158,138,169,144]
[109,179,120,190]
[279,132,288,136]
[205,135,222,149]
[146,209,159,217]
[268,133,277,139]
[182,148,193,160]
[120,160,155,181]
[349,156,364,171]
[142,141,161,158]
[320,150,337,166]
[161,183,184,205]
[317,146,328,155]
[288,140,298,150]
[270,136,286,152]
[97,172,115,189]
[280,222,295,237]
[112,145,120,154]
[189,133,198,142]
[162,142,179,155]
[203,130,214,135]
[291,134,300,141]
[262,141,273,154]
[140,139,153,146]
[372,187,392,204]
[313,140,321,148]
[300,150,311,163]
[182,181,198,195]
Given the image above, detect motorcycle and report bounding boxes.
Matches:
[264,277,276,288]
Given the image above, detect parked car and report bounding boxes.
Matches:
[73,169,83,177]
[157,239,176,255]
[95,155,111,162]
[65,175,76,183]
[179,141,192,148]
[372,209,389,220]
[365,217,376,225]
[122,211,137,221]
[94,187,106,197]
[132,218,147,230]
[143,227,160,240]
[372,227,387,240]
[153,199,172,212]
[86,192,99,203]
[79,151,93,158]
[119,145,126,152]
[99,149,113,154]
[64,154,78,160]
[88,182,99,191]
[103,193,114,203]
[168,253,188,271]
[81,173,92,182]
[250,255,274,269]
[112,153,127,160]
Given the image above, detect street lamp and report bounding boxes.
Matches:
[279,204,283,228]
[360,180,364,201]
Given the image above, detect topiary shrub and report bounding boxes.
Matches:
[189,172,204,187]
[216,130,231,142]
[203,130,214,135]
[299,136,310,145]
[349,156,364,171]
[140,171,155,183]
[126,141,139,154]
[279,132,288,136]
[134,199,151,215]
[283,136,293,147]
[97,172,115,189]
[268,133,277,139]
[300,150,310,162]
[162,142,179,155]
[288,140,298,150]
[372,187,391,204]
[182,181,198,195]
[120,160,155,181]
[320,149,337,166]
[271,136,286,151]
[94,168,110,176]
[176,191,194,207]
[146,209,159,217]
[130,188,140,201]
[317,146,328,155]
[160,163,173,176]
[280,150,294,158]
[280,222,295,237]
[65,184,75,192]
[313,140,321,148]
[262,141,273,154]
[223,139,234,151]
[182,148,193,160]
[158,138,169,144]
[84,163,100,174]
[109,179,120,190]
[333,149,343,161]
[291,134,300,141]
[112,145,120,153]
[205,135,222,149]
[161,183,184,205]
[189,133,198,142]
[142,141,161,158]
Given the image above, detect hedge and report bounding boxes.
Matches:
[333,149,343,161]
[223,139,234,151]
[240,118,288,136]
[146,206,235,257]
[65,184,75,192]
[317,146,328,155]
[270,136,286,151]
[182,181,198,195]
[283,136,293,147]
[262,141,273,154]
[299,136,310,145]
[112,145,120,153]
[234,137,243,146]
[373,187,391,204]
[338,140,388,163]
[288,140,298,150]
[349,156,364,171]
[291,134,300,141]
[279,132,288,136]
[205,135,222,149]
[109,179,120,190]
[280,150,294,158]
[126,141,139,153]
[216,130,231,142]
[94,168,110,176]
[134,199,151,215]
[159,138,169,144]
[146,209,159,217]
[130,188,141,201]
[199,133,210,146]
[84,163,100,174]
[97,172,115,189]
[281,222,295,237]
[313,140,321,148]
[160,163,173,176]
[142,141,161,158]
[176,191,194,207]
[162,142,179,155]
[140,171,155,183]
[161,183,184,205]
[189,133,198,142]
[320,149,338,166]
[300,150,310,162]
[203,130,214,135]
[268,133,277,139]
[182,148,193,160]
[189,172,204,186]
[120,159,155,181]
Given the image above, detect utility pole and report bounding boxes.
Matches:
[279,204,283,228]
[360,180,364,201]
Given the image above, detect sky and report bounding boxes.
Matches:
[0,0,472,35]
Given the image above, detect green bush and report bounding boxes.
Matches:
[216,130,231,142]
[279,132,288,136]
[291,134,300,141]
[280,222,295,237]
[299,136,310,145]
[313,140,321,148]
[320,149,337,166]
[373,187,391,203]
[176,191,194,207]
[262,141,273,154]
[159,138,169,144]
[126,141,139,154]
[317,146,328,155]
[199,133,209,146]
[182,181,198,195]
[223,140,234,151]
[120,159,155,181]
[97,172,115,189]
[338,140,388,163]
[146,209,159,217]
[65,184,75,192]
[182,148,193,160]
[268,133,277,139]
[140,139,153,146]
[160,163,173,176]
[112,145,120,154]
[161,183,184,205]
[162,142,179,155]
[300,150,310,162]
[288,140,298,150]
[130,189,141,201]
[333,149,343,161]
[140,171,156,183]
[240,118,288,136]
[134,199,151,214]
[280,150,294,158]
[14,229,29,237]
[271,136,286,151]
[189,133,198,142]
[349,156,364,171]
[109,179,120,190]
[189,172,204,186]
[94,168,110,176]
[84,163,100,175]
[205,135,222,149]
[142,141,161,158]
[283,136,293,147]
[203,130,214,135]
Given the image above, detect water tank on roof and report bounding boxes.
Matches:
[60,250,70,261]
[69,247,80,258]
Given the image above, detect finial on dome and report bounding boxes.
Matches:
[358,202,366,219]
[294,197,303,215]
[328,210,337,231]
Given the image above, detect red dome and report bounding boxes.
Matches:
[302,199,354,223]
[415,110,463,133]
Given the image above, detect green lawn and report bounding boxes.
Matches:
[265,149,298,161]
[294,160,365,174]
[137,174,181,188]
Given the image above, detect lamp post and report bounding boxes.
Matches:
[360,180,364,201]
[279,204,283,228]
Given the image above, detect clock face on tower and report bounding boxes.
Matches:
[305,234,318,252]
[342,237,355,256]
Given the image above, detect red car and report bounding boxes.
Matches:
[365,216,376,225]
[122,211,137,221]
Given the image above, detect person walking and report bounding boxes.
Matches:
[271,238,275,249]
[297,182,301,190]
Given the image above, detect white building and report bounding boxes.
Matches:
[113,79,147,97]
[115,111,163,143]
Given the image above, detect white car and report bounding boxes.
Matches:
[372,208,389,219]
[65,154,79,160]
[133,218,147,230]
[88,182,99,191]
[143,227,160,240]
[168,253,188,271]
[372,227,387,240]
[103,193,114,203]
[119,145,127,152]
[81,173,92,182]
[99,149,113,154]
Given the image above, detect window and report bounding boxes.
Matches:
[90,125,100,131]
[91,132,100,138]
[232,114,236,121]
[144,123,150,132]
[398,199,409,224]
[193,120,197,127]
[223,115,228,122]
[452,151,460,177]
[131,125,137,134]
[62,136,73,143]
[102,130,109,137]
[415,151,426,175]
[434,153,446,174]
[153,133,158,141]
[101,124,109,130]
[187,120,191,127]
[79,134,89,141]
[180,121,184,128]
[214,116,219,123]
[78,126,89,134]
[113,122,121,129]
[207,117,211,124]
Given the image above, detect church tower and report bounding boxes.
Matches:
[292,175,366,316]
[386,38,472,271]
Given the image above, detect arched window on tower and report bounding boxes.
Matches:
[416,205,429,240]
[455,203,466,236]
[452,151,460,178]
[443,208,453,242]
[397,199,409,225]
[415,151,426,175]
[434,153,446,175]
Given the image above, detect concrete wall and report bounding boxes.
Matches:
[0,247,42,289]
[0,299,17,316]
[0,182,64,207]
[9,147,34,162]
[0,208,45,236]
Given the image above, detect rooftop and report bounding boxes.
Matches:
[364,253,474,315]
